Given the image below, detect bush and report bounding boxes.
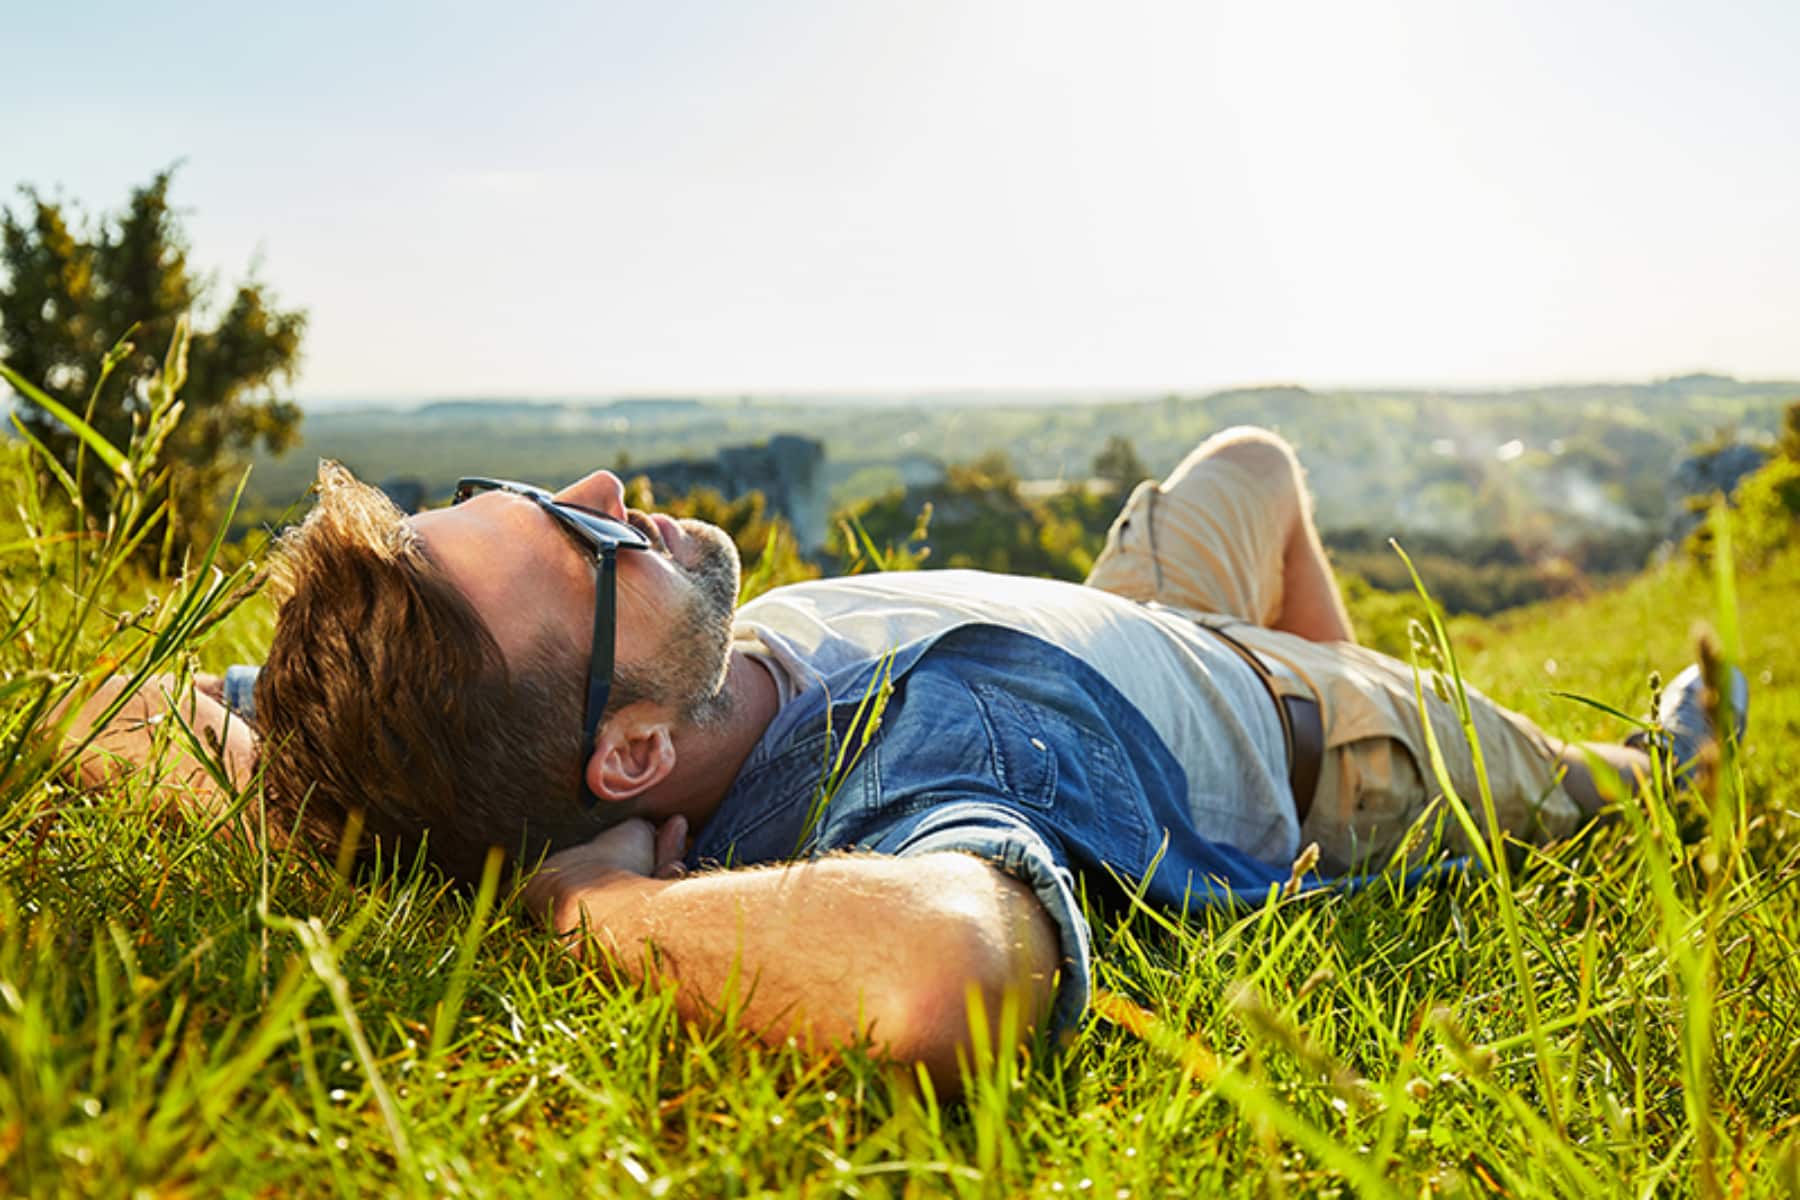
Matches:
[1685,399,1800,569]
[835,452,1112,582]
[1729,454,1800,567]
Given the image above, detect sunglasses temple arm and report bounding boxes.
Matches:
[586,547,618,730]
[577,548,618,811]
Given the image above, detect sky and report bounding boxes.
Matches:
[7,0,1799,400]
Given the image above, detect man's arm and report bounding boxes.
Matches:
[58,673,260,823]
[524,828,1063,1089]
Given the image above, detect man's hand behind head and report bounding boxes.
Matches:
[521,815,689,938]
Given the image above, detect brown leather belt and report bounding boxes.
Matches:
[1199,624,1325,823]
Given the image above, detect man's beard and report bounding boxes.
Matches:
[619,519,740,729]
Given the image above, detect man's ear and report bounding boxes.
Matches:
[584,707,678,804]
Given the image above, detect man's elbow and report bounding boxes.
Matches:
[877,864,1063,1085]
[55,674,156,787]
[53,672,258,808]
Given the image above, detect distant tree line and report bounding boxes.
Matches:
[831,435,1675,619]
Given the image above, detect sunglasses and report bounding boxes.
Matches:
[453,477,653,809]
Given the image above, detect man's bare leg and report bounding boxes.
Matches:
[1275,499,1356,644]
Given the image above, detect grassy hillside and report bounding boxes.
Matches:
[1451,552,1794,757]
[3,420,1797,1195]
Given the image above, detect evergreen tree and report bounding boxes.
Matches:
[1,170,305,553]
[1092,434,1148,492]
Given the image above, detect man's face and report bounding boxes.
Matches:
[411,470,740,722]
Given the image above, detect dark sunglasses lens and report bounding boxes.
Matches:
[556,505,648,546]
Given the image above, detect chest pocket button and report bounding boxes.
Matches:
[968,682,1060,808]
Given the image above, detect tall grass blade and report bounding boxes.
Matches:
[1390,538,1566,1136]
[0,361,133,485]
[429,845,504,1060]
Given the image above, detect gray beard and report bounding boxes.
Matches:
[620,519,740,729]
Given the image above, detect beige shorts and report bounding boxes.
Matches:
[1084,430,1582,874]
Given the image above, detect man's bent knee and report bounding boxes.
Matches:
[1172,427,1310,533]
[1196,426,1304,483]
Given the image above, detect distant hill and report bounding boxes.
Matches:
[243,377,1798,551]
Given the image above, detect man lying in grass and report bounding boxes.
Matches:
[69,426,1743,1086]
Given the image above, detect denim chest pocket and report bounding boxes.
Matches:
[967,681,1158,872]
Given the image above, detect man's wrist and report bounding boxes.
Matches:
[537,867,668,947]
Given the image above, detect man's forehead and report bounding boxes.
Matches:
[410,500,586,662]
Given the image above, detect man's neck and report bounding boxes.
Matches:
[646,648,779,830]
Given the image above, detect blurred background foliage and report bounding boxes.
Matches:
[1685,401,1800,571]
[0,170,305,558]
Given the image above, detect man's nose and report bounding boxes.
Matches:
[554,470,627,519]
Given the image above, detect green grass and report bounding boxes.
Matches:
[4,350,1800,1195]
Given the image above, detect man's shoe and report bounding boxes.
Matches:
[1626,662,1750,771]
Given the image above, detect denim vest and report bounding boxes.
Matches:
[687,623,1320,1034]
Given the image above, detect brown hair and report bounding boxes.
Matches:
[255,462,603,883]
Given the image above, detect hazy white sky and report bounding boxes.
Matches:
[9,0,1797,398]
